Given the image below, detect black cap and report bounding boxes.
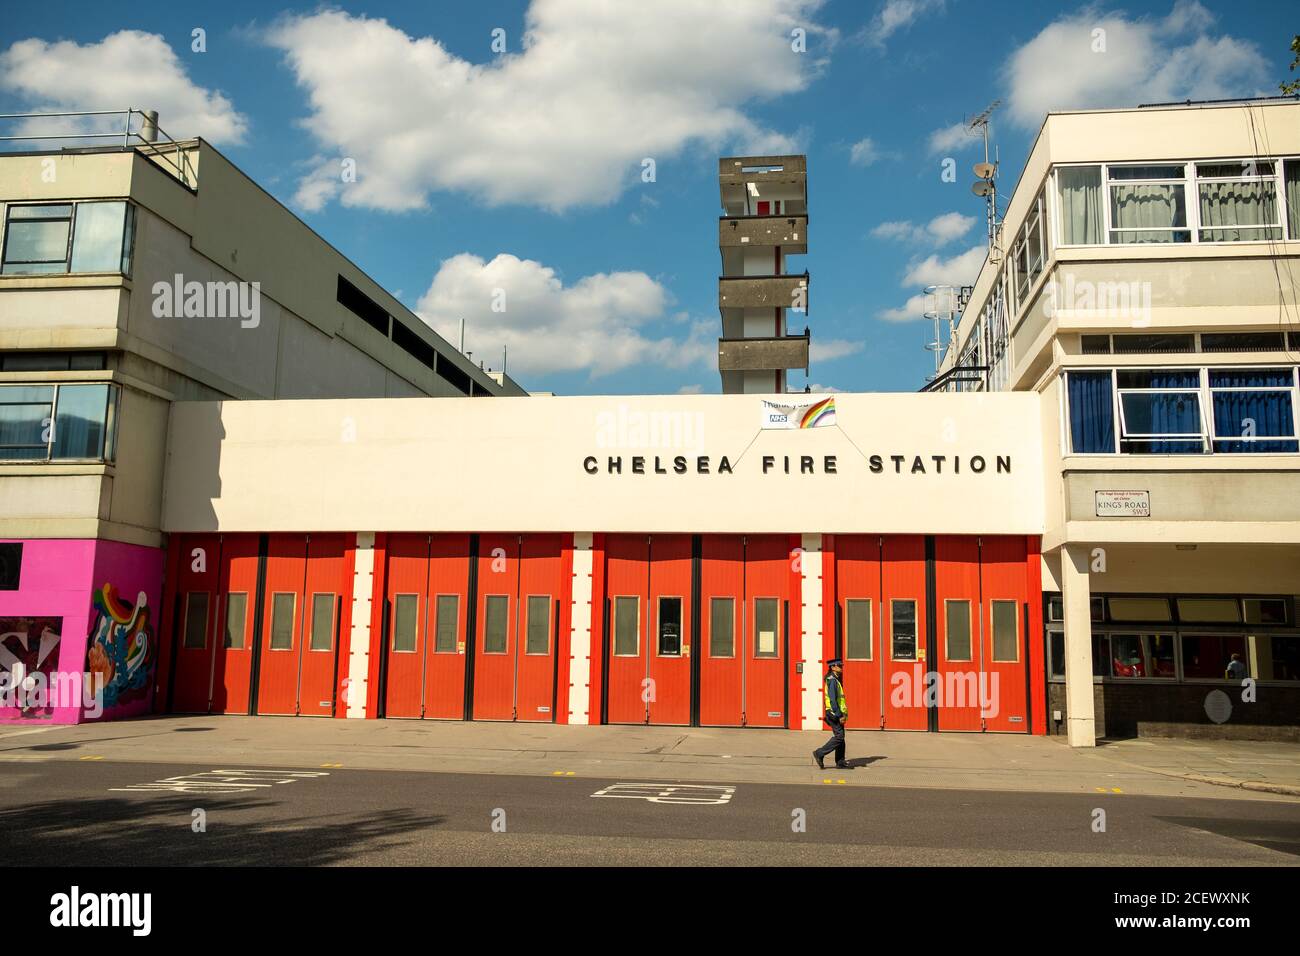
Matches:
[827,658,843,668]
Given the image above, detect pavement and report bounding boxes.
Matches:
[1,715,1297,802]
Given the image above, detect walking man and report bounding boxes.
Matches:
[813,658,850,770]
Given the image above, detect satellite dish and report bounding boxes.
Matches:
[971,180,994,197]
[973,162,996,180]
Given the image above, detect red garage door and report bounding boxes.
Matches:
[831,535,883,731]
[209,535,258,714]
[168,533,222,714]
[979,536,1032,732]
[881,535,928,731]
[935,536,982,732]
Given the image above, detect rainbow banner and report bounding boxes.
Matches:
[759,396,837,430]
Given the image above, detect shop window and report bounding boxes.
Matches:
[1066,371,1115,454]
[613,596,639,656]
[753,598,779,658]
[845,599,872,661]
[657,596,682,657]
[1260,635,1300,681]
[1116,370,1204,453]
[1108,596,1172,622]
[1108,164,1190,243]
[1243,598,1289,625]
[945,600,972,662]
[310,593,334,651]
[1176,598,1241,624]
[526,595,550,655]
[1057,166,1103,245]
[709,597,734,658]
[891,600,917,661]
[1208,368,1298,453]
[224,593,247,649]
[483,595,509,654]
[182,592,209,650]
[1196,161,1282,242]
[434,595,459,652]
[1180,633,1248,680]
[392,594,418,653]
[991,600,1019,662]
[1108,633,1175,678]
[269,593,295,650]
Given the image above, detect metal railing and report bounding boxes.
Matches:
[0,109,197,188]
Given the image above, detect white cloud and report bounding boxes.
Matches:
[805,382,842,392]
[810,338,863,362]
[872,212,974,246]
[1004,1,1267,129]
[876,293,928,323]
[0,30,247,143]
[927,121,981,155]
[902,243,987,287]
[849,137,879,166]
[677,384,704,394]
[863,0,945,47]
[267,2,833,212]
[415,252,713,379]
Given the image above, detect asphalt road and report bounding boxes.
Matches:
[2,759,1298,866]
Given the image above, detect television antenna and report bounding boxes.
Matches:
[967,100,1001,254]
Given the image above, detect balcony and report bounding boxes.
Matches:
[718,273,809,312]
[718,215,808,254]
[717,331,810,373]
[719,155,807,208]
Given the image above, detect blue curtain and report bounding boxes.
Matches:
[1211,369,1297,453]
[1067,372,1114,453]
[1115,370,1201,453]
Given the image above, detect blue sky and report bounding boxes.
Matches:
[1,0,1295,395]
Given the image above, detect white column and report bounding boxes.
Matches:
[799,533,825,730]
[1062,542,1096,747]
[345,532,376,719]
[567,532,594,725]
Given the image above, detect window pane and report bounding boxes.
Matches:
[1067,371,1115,454]
[1112,334,1195,354]
[483,595,509,654]
[1261,635,1300,681]
[1210,369,1296,452]
[658,596,682,656]
[183,592,209,649]
[1109,164,1185,180]
[526,595,550,654]
[1092,634,1109,677]
[1287,160,1300,240]
[613,596,639,656]
[1243,598,1289,625]
[891,600,917,660]
[0,385,54,459]
[52,384,110,459]
[846,599,872,660]
[1120,391,1201,436]
[709,597,734,658]
[270,593,295,650]
[753,598,779,658]
[991,600,1018,662]
[2,217,70,270]
[434,594,459,652]
[1048,631,1065,679]
[1180,634,1248,679]
[70,202,128,272]
[945,600,972,661]
[1107,597,1172,622]
[1057,166,1103,244]
[9,204,72,219]
[224,592,247,649]
[389,594,417,652]
[1109,181,1188,243]
[1175,598,1240,623]
[1198,178,1279,242]
[310,593,334,651]
[1108,633,1144,677]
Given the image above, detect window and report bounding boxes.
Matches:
[657,596,682,657]
[753,598,779,658]
[1176,598,1241,623]
[0,383,119,462]
[1243,598,1289,625]
[434,595,459,652]
[1180,633,1248,679]
[1287,159,1300,240]
[224,593,247,649]
[710,597,734,658]
[270,593,296,650]
[1057,166,1103,244]
[1081,334,1112,355]
[1116,369,1204,454]
[1048,630,1065,679]
[483,595,509,654]
[1261,635,1300,681]
[392,594,418,652]
[613,596,639,656]
[845,599,872,661]
[0,542,22,590]
[891,600,917,661]
[945,600,972,662]
[1112,334,1194,354]
[1,202,134,275]
[0,352,107,372]
[336,275,389,336]
[310,593,334,651]
[1108,596,1172,622]
[1200,332,1284,352]
[182,592,209,650]
[1066,371,1115,454]
[1108,164,1189,243]
[526,595,550,655]
[1109,633,1176,678]
[990,600,1018,662]
[1196,161,1281,241]
[1208,368,1298,453]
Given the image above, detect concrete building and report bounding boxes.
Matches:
[931,97,1300,744]
[717,156,810,394]
[0,113,524,722]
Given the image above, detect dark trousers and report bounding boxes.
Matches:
[814,717,846,764]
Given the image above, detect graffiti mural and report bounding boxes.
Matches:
[0,617,63,718]
[86,584,154,713]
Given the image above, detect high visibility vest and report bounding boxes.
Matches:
[824,673,847,719]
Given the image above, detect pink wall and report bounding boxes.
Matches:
[0,538,163,724]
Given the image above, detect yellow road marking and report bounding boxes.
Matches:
[320,762,342,768]
[79,755,104,761]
